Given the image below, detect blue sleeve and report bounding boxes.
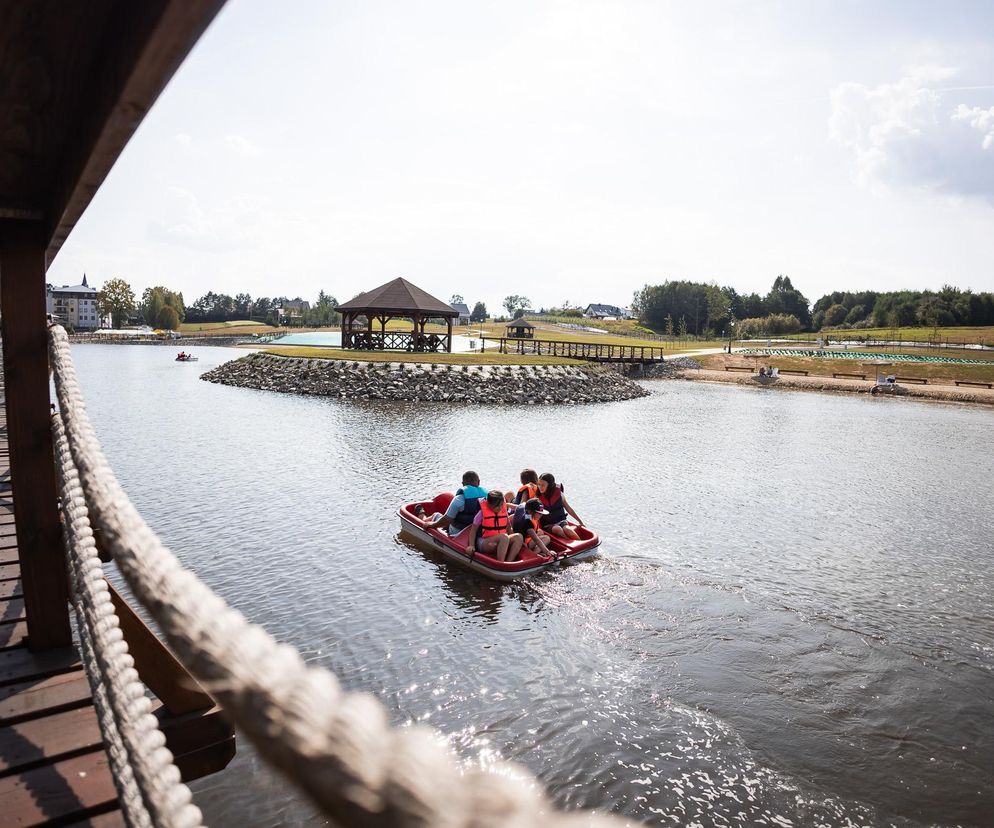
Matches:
[512,489,524,504]
[444,495,465,519]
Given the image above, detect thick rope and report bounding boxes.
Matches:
[48,324,622,828]
[53,412,203,828]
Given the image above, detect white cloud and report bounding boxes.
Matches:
[952,104,994,150]
[175,132,193,149]
[829,67,994,201]
[148,187,268,252]
[223,134,262,158]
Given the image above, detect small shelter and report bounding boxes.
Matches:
[337,277,459,352]
[506,319,535,339]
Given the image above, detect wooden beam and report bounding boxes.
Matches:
[46,0,228,265]
[0,219,71,650]
[108,583,213,716]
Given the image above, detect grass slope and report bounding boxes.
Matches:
[788,325,994,344]
[260,345,581,366]
[700,352,994,385]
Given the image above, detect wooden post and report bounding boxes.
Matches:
[0,219,72,651]
[446,316,453,353]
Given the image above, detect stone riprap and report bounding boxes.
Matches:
[201,352,649,405]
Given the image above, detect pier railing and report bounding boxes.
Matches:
[46,324,623,828]
[482,336,668,363]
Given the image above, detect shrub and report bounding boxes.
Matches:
[822,303,848,327]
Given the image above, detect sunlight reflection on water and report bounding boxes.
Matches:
[72,344,994,827]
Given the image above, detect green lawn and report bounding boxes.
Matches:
[259,345,581,366]
[784,325,994,345]
[765,344,994,362]
[180,320,269,331]
[698,352,994,385]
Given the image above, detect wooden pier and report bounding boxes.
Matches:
[481,336,668,364]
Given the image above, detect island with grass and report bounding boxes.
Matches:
[201,349,650,405]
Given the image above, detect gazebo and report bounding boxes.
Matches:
[337,277,460,352]
[506,319,535,339]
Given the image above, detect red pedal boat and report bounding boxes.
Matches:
[399,492,600,582]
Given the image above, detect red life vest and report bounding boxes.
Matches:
[478,499,509,538]
[538,484,567,524]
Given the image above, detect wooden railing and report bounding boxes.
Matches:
[481,337,667,363]
[343,330,449,352]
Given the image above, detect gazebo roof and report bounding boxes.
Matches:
[506,319,535,328]
[337,277,458,316]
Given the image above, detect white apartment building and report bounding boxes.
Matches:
[47,275,109,329]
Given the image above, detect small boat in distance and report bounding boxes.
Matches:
[399,492,600,581]
[175,352,198,362]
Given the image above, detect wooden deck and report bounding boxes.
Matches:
[0,368,235,826]
[0,373,128,826]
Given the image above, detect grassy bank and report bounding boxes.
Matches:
[782,325,994,344]
[701,352,994,385]
[259,345,581,366]
[757,345,994,362]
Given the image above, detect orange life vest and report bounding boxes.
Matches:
[517,483,539,502]
[478,499,509,538]
[523,513,543,547]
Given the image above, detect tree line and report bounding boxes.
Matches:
[96,280,343,329]
[633,276,811,337]
[633,277,994,336]
[812,286,994,330]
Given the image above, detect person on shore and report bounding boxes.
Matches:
[512,498,554,558]
[424,471,488,536]
[466,490,524,562]
[537,472,582,540]
[513,469,540,505]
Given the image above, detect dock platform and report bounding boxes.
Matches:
[0,374,125,826]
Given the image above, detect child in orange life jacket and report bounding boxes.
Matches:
[512,498,554,558]
[537,472,582,541]
[512,468,540,505]
[465,490,524,563]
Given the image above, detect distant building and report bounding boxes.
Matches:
[584,303,633,320]
[46,275,109,329]
[449,302,471,325]
[277,299,311,320]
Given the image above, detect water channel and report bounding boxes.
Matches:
[71,344,994,826]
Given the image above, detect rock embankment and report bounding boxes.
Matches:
[201,353,649,405]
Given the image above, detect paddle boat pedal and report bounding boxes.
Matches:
[399,492,600,582]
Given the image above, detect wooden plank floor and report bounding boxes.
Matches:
[0,372,124,826]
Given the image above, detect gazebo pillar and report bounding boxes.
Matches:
[446,317,453,353]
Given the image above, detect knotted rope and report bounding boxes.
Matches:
[48,325,620,827]
[53,411,202,828]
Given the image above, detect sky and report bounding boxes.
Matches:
[48,0,994,314]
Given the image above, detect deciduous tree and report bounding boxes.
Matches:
[97,278,136,328]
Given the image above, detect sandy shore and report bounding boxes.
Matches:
[668,368,994,407]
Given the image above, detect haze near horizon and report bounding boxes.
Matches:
[48,0,994,313]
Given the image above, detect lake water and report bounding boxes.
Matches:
[71,344,994,827]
